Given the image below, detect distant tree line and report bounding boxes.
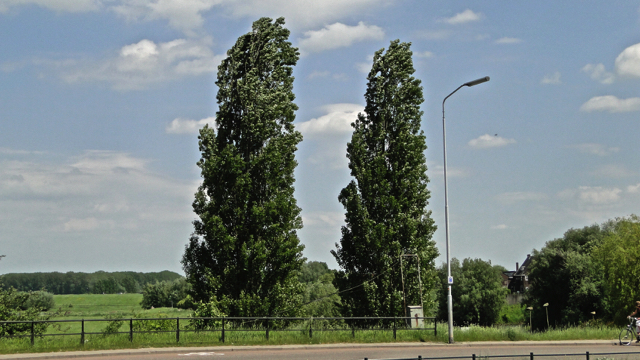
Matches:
[0,271,182,294]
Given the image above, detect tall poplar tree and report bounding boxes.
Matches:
[332,40,438,317]
[182,17,305,317]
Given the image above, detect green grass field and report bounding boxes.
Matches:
[46,294,190,335]
[0,294,623,355]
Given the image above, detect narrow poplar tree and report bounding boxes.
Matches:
[182,17,305,317]
[332,40,439,317]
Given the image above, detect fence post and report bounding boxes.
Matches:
[586,351,589,360]
[352,326,355,338]
[221,318,225,343]
[30,321,34,346]
[393,317,396,340]
[266,318,269,341]
[472,355,476,360]
[434,318,437,336]
[81,319,85,345]
[129,318,133,342]
[309,316,313,338]
[530,352,534,360]
[176,317,180,343]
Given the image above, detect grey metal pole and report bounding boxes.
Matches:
[442,76,489,344]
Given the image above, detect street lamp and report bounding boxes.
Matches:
[442,76,490,344]
[527,307,533,332]
[543,303,549,329]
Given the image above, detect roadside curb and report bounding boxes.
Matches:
[0,340,622,360]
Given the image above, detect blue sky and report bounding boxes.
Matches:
[1,1,640,274]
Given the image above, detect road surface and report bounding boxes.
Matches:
[2,341,640,360]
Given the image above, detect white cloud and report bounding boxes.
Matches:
[468,134,516,149]
[428,164,469,179]
[591,164,634,178]
[0,0,101,13]
[414,51,434,58]
[57,38,223,90]
[541,72,561,85]
[491,224,508,230]
[216,0,390,30]
[614,42,640,78]
[297,104,362,138]
[298,22,384,55]
[628,183,640,193]
[559,186,622,204]
[582,63,615,84]
[111,0,221,36]
[440,9,482,25]
[497,192,547,204]
[0,149,196,272]
[356,62,371,74]
[64,217,99,232]
[495,37,522,44]
[301,211,344,227]
[569,143,619,156]
[1,0,393,34]
[307,70,330,80]
[166,117,216,134]
[582,43,640,84]
[580,95,640,113]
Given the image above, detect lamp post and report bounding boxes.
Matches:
[442,76,490,344]
[543,303,549,329]
[527,307,533,332]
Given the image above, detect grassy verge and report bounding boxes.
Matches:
[0,296,619,355]
[0,322,621,355]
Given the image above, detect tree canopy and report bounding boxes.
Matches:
[182,17,305,318]
[332,40,438,318]
[437,258,508,326]
[524,223,608,329]
[592,215,640,323]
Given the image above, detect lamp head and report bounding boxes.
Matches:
[543,303,548,307]
[464,76,490,87]
[527,307,533,311]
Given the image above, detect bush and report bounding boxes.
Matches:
[190,300,225,330]
[0,285,51,337]
[140,278,190,309]
[24,291,55,311]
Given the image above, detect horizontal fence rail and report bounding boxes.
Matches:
[0,316,436,346]
[368,351,640,360]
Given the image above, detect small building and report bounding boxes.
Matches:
[503,254,532,305]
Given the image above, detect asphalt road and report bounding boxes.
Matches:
[2,341,640,360]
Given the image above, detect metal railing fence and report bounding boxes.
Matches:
[364,351,640,360]
[0,316,436,346]
[367,351,640,360]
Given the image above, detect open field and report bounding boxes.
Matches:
[0,295,622,355]
[46,294,190,335]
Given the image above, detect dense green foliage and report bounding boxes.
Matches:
[0,271,181,294]
[332,40,438,318]
[299,261,332,284]
[182,17,305,318]
[0,284,54,337]
[436,258,508,326]
[140,278,191,309]
[592,215,640,324]
[523,224,608,329]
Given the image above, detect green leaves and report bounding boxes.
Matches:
[592,215,640,324]
[437,258,508,326]
[333,40,438,318]
[182,17,304,318]
[524,224,608,329]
